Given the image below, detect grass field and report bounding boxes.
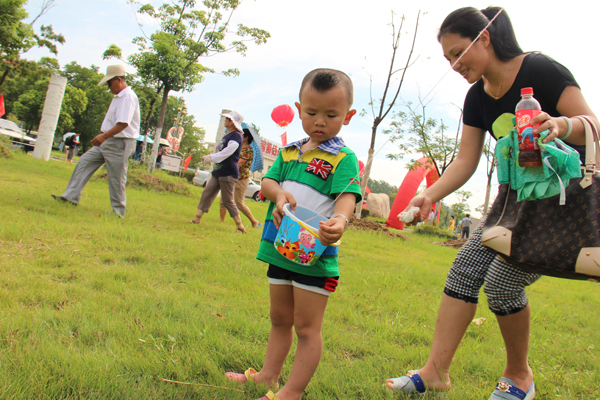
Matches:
[0,150,598,399]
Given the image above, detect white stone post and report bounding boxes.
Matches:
[33,74,67,161]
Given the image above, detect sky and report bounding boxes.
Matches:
[23,0,600,217]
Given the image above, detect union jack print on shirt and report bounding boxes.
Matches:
[305,158,333,180]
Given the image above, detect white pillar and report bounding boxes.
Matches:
[33,74,67,161]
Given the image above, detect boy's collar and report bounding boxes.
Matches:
[284,137,346,155]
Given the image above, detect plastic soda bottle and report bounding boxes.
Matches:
[515,87,542,167]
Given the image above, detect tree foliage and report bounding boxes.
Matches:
[106,0,270,172]
[449,189,472,221]
[354,11,421,218]
[12,77,87,135]
[0,0,64,87]
[387,100,461,178]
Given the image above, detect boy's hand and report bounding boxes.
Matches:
[318,216,346,246]
[272,191,296,229]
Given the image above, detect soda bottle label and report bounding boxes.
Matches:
[516,109,541,152]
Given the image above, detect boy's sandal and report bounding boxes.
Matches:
[225,368,257,384]
[386,370,426,394]
[255,391,279,400]
[489,378,535,400]
[236,227,247,234]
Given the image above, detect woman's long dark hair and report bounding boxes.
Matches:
[437,6,524,62]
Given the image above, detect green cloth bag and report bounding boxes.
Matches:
[494,127,582,204]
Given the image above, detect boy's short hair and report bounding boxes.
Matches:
[299,68,353,106]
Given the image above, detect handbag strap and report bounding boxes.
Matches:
[574,116,600,189]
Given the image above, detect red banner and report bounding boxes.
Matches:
[183,153,192,171]
[0,93,5,118]
[280,132,288,146]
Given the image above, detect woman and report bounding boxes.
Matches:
[447,215,455,232]
[190,110,247,233]
[386,6,597,399]
[219,128,261,228]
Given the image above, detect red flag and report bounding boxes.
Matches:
[0,93,5,118]
[184,153,192,171]
[280,132,288,146]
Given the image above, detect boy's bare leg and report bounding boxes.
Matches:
[220,208,226,222]
[387,294,475,391]
[273,286,329,400]
[253,284,295,387]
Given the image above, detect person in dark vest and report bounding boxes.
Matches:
[190,110,247,233]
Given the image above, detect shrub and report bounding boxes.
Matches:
[413,224,458,240]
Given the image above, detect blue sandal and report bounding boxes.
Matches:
[386,370,426,394]
[489,377,535,400]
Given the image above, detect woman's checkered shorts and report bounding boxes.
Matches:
[444,216,541,316]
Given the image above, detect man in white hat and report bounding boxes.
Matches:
[52,64,141,218]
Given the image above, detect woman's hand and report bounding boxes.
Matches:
[202,154,212,163]
[402,195,434,226]
[532,112,560,143]
[272,191,296,229]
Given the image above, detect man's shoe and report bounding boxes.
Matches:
[51,194,77,206]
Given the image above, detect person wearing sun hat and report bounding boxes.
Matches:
[190,110,248,233]
[52,64,140,218]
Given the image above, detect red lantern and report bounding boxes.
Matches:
[271,104,295,128]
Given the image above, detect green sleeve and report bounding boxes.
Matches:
[331,149,362,203]
[262,151,284,183]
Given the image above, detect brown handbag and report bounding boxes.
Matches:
[481,116,600,281]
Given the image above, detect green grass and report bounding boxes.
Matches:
[0,151,599,399]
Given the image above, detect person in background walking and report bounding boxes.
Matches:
[219,128,261,228]
[65,132,80,163]
[52,64,140,218]
[190,110,247,233]
[460,213,472,239]
[447,215,455,232]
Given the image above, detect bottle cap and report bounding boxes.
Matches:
[521,87,534,96]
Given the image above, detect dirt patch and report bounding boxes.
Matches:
[93,170,191,195]
[349,217,409,240]
[432,239,468,249]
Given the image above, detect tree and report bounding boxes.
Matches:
[12,77,87,135]
[355,11,421,218]
[449,189,472,222]
[481,135,496,216]
[387,101,461,178]
[386,101,462,225]
[0,0,64,87]
[62,62,114,150]
[106,0,270,173]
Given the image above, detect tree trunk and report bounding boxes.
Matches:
[482,155,496,216]
[355,148,374,218]
[147,87,170,173]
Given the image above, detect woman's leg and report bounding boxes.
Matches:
[396,294,476,390]
[387,218,494,392]
[220,176,245,231]
[234,178,260,227]
[273,286,329,400]
[252,284,296,387]
[192,176,221,223]
[496,305,534,391]
[484,258,539,393]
